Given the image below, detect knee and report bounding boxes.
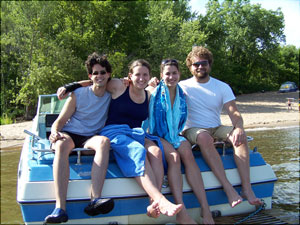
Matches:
[168,151,181,167]
[147,145,162,159]
[180,149,195,163]
[95,136,110,152]
[99,136,110,147]
[196,132,214,147]
[54,139,74,155]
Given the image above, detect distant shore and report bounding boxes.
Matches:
[0,91,299,150]
[221,91,299,129]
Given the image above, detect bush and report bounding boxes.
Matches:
[0,114,15,125]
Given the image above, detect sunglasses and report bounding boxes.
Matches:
[92,70,107,75]
[161,59,178,65]
[192,60,209,67]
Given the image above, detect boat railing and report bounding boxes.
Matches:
[213,136,254,156]
[24,129,91,165]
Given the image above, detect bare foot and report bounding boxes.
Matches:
[241,189,263,205]
[147,201,160,218]
[158,197,183,216]
[202,208,215,225]
[224,186,243,208]
[176,206,197,224]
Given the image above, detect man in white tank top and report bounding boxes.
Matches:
[180,46,263,209]
[44,53,113,223]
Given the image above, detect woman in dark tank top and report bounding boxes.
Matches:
[100,59,183,218]
[105,86,148,128]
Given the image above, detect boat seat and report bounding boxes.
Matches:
[33,146,97,165]
[25,129,98,165]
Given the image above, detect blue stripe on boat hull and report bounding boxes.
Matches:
[19,181,275,222]
[28,151,267,182]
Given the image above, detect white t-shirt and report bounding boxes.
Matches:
[179,76,235,129]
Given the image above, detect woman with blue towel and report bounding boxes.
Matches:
[146,59,214,224]
[99,59,183,217]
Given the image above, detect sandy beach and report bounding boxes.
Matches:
[0,91,299,150]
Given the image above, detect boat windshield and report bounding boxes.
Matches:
[38,94,67,115]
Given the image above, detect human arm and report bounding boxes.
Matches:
[106,78,126,98]
[145,77,159,95]
[49,93,76,143]
[223,100,247,147]
[57,80,92,100]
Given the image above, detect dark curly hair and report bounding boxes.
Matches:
[85,52,112,75]
[186,46,213,69]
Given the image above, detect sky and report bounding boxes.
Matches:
[189,0,300,48]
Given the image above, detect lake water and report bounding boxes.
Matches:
[1,126,299,224]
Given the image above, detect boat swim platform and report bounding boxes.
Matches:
[213,210,293,224]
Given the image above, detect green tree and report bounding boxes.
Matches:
[200,0,286,94]
[276,45,299,86]
[144,0,197,76]
[1,0,298,122]
[1,1,85,118]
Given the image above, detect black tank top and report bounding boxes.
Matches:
[105,87,148,128]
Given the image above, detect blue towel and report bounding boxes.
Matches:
[146,80,187,149]
[100,124,165,177]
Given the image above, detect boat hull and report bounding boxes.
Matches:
[19,197,273,224]
[17,136,276,224]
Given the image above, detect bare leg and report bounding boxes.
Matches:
[197,132,242,208]
[228,138,262,206]
[161,139,197,225]
[52,135,74,210]
[145,138,164,190]
[178,140,215,224]
[144,138,164,218]
[84,136,110,200]
[134,156,183,217]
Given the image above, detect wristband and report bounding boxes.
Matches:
[63,82,82,92]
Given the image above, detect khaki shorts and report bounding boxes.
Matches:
[183,125,234,145]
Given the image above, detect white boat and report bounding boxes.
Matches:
[17,94,277,224]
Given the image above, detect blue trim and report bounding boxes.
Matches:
[19,181,275,222]
[27,150,267,182]
[18,179,277,205]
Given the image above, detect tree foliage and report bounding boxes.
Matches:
[199,0,289,93]
[1,0,299,120]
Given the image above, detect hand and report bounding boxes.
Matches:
[49,131,65,143]
[231,127,247,147]
[57,87,68,100]
[148,77,159,87]
[121,77,131,87]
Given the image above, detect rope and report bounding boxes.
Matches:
[234,199,266,225]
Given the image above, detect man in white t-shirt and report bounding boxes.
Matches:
[180,46,262,208]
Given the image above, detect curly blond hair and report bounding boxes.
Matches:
[186,46,213,69]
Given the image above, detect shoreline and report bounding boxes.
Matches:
[0,121,298,151]
[1,91,299,150]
